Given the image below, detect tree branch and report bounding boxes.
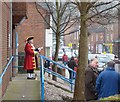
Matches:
[60,19,78,34]
[45,2,57,26]
[93,1,112,8]
[88,2,120,20]
[86,2,97,12]
[35,2,56,33]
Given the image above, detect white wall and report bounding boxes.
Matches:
[45,29,52,47]
[45,15,53,59]
[45,29,53,59]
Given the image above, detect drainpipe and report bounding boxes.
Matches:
[13,30,18,77]
[10,1,12,81]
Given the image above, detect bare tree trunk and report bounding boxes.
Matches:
[52,1,60,81]
[73,4,88,100]
[52,33,60,81]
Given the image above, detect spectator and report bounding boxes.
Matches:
[62,53,68,66]
[113,55,120,74]
[95,55,98,58]
[85,58,99,101]
[74,57,78,78]
[67,56,77,79]
[96,61,120,100]
[44,59,51,77]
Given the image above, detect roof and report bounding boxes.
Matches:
[112,39,120,43]
[88,25,105,33]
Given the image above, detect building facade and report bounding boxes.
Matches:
[64,21,119,55]
[1,2,12,98]
[0,2,27,99]
[0,2,53,100]
[16,3,52,58]
[17,3,45,54]
[64,22,79,49]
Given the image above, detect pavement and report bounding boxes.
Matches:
[2,70,73,101]
[44,73,73,100]
[2,71,40,101]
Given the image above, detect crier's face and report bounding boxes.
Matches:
[29,39,33,44]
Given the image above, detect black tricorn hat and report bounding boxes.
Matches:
[26,36,34,41]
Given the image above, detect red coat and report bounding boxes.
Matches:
[62,54,68,62]
[74,58,78,72]
[24,43,37,70]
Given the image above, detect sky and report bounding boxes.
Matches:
[1,0,119,3]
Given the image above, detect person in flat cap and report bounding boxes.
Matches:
[113,55,120,74]
[24,36,43,79]
[96,61,120,100]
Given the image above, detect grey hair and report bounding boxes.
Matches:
[107,61,115,68]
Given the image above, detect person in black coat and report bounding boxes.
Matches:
[85,58,99,101]
[67,56,77,79]
[44,59,51,77]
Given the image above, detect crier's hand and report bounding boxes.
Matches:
[38,47,43,53]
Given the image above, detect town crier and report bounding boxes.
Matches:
[24,36,42,79]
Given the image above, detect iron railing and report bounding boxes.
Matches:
[39,55,76,102]
[0,56,14,85]
[0,55,76,102]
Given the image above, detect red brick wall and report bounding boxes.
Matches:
[88,33,97,53]
[17,2,46,55]
[64,22,79,47]
[0,1,2,75]
[2,2,11,97]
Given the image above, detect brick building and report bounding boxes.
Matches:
[14,2,53,73]
[0,2,52,100]
[0,2,27,99]
[64,22,79,49]
[88,23,119,54]
[64,21,119,55]
[88,24,105,53]
[0,2,12,99]
[17,2,48,55]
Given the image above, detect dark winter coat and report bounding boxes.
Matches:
[85,65,99,101]
[96,67,120,99]
[67,59,77,70]
[44,60,50,68]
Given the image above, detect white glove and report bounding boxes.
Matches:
[38,47,43,53]
[38,47,43,51]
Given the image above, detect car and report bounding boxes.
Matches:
[72,49,78,57]
[105,53,115,60]
[58,46,73,60]
[88,53,100,61]
[58,49,73,60]
[97,55,112,72]
[58,50,64,60]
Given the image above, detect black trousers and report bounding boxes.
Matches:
[27,69,34,73]
[68,70,73,79]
